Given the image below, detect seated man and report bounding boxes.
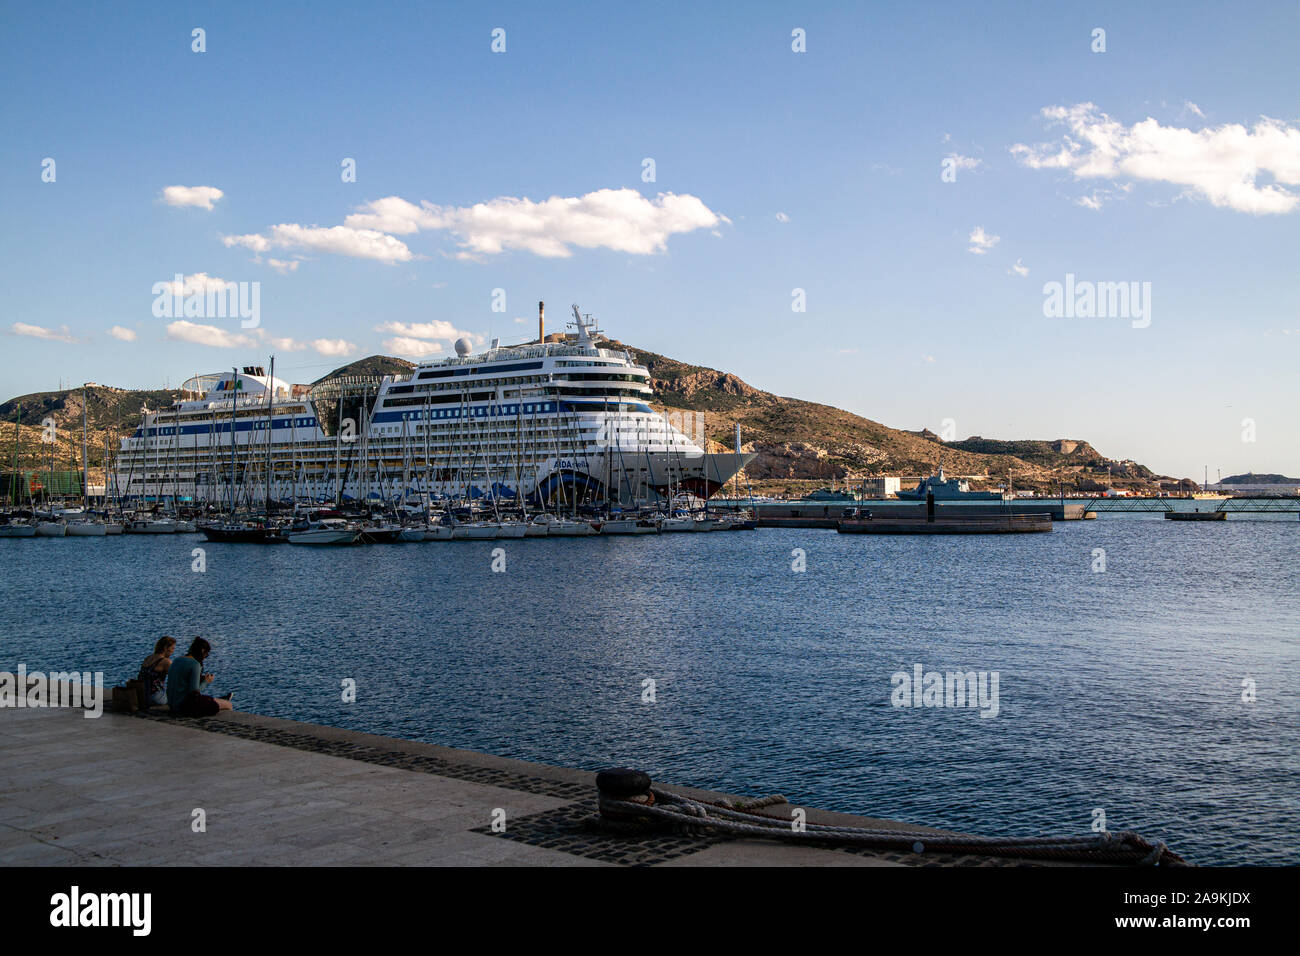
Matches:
[165,638,234,717]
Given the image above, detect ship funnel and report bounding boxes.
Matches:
[538,301,545,343]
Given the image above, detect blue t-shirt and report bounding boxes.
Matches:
[165,656,203,710]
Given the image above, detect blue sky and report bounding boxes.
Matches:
[2,0,1297,479]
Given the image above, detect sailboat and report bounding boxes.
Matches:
[66,394,106,535]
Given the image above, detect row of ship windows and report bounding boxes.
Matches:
[138,418,317,438]
[381,385,645,408]
[383,402,557,417]
[395,373,647,393]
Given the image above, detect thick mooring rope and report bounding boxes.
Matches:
[597,786,1188,866]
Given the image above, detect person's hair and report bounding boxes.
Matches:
[187,637,212,660]
[153,635,176,655]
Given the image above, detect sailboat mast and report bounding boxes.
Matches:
[265,355,275,515]
[82,392,88,510]
[228,367,238,514]
[334,393,342,506]
[11,403,20,508]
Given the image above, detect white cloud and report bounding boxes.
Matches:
[107,325,137,341]
[247,329,355,357]
[269,224,412,262]
[256,331,307,351]
[1011,103,1300,214]
[346,187,726,259]
[374,321,477,359]
[12,322,78,344]
[373,320,474,341]
[224,225,412,264]
[1184,101,1205,119]
[161,273,235,296]
[1008,258,1029,277]
[775,211,791,223]
[165,320,255,349]
[312,338,355,357]
[968,226,1000,255]
[266,258,299,274]
[384,336,444,357]
[343,196,436,235]
[222,233,272,254]
[161,185,224,210]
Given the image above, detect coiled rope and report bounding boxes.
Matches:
[596,783,1188,866]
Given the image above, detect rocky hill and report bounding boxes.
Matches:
[609,340,1173,493]
[1,344,1184,494]
[1221,472,1300,484]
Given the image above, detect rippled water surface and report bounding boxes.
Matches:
[2,515,1297,864]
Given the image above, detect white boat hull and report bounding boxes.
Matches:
[287,530,358,545]
[599,519,659,534]
[35,522,67,537]
[66,522,107,536]
[126,520,177,534]
[0,525,37,538]
[544,521,596,536]
[451,524,498,540]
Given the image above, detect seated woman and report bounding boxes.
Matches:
[138,636,176,707]
[165,637,234,717]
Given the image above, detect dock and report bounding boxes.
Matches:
[2,706,1097,867]
[725,500,1090,528]
[838,513,1053,534]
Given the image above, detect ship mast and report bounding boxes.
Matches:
[81,392,88,511]
[265,355,275,516]
[228,367,238,515]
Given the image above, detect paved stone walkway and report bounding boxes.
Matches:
[0,707,982,867]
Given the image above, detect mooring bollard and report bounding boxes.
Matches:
[596,768,654,821]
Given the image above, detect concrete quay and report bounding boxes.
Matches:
[0,706,1033,867]
[748,500,1086,529]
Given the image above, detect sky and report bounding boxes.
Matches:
[1,0,1298,480]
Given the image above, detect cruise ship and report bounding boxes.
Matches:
[112,305,754,509]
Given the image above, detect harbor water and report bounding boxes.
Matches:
[2,515,1297,864]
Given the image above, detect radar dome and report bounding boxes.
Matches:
[454,337,472,357]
